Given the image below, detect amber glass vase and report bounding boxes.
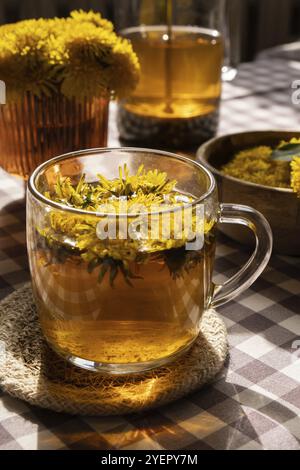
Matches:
[0,93,109,178]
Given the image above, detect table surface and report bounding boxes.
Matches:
[0,57,300,451]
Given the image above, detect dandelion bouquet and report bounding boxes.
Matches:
[0,10,140,102]
[0,10,140,177]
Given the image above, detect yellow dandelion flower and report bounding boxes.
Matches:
[69,9,113,31]
[38,165,216,284]
[0,11,139,101]
[222,146,291,188]
[106,38,141,99]
[291,157,300,197]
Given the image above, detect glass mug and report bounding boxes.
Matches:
[27,148,273,374]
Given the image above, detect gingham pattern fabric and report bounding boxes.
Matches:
[0,58,300,450]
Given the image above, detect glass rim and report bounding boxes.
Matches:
[28,147,216,217]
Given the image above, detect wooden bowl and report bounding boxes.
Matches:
[197,130,300,256]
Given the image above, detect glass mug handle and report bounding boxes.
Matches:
[210,203,273,309]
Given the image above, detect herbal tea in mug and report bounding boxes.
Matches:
[27,149,272,374]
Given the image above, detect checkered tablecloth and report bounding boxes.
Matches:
[0,58,300,450]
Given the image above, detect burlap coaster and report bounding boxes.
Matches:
[0,284,228,416]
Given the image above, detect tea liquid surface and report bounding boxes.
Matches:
[122,26,223,120]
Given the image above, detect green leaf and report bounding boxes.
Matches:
[119,264,134,287]
[271,143,300,161]
[87,258,102,273]
[82,192,93,208]
[109,264,118,288]
[98,264,109,283]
